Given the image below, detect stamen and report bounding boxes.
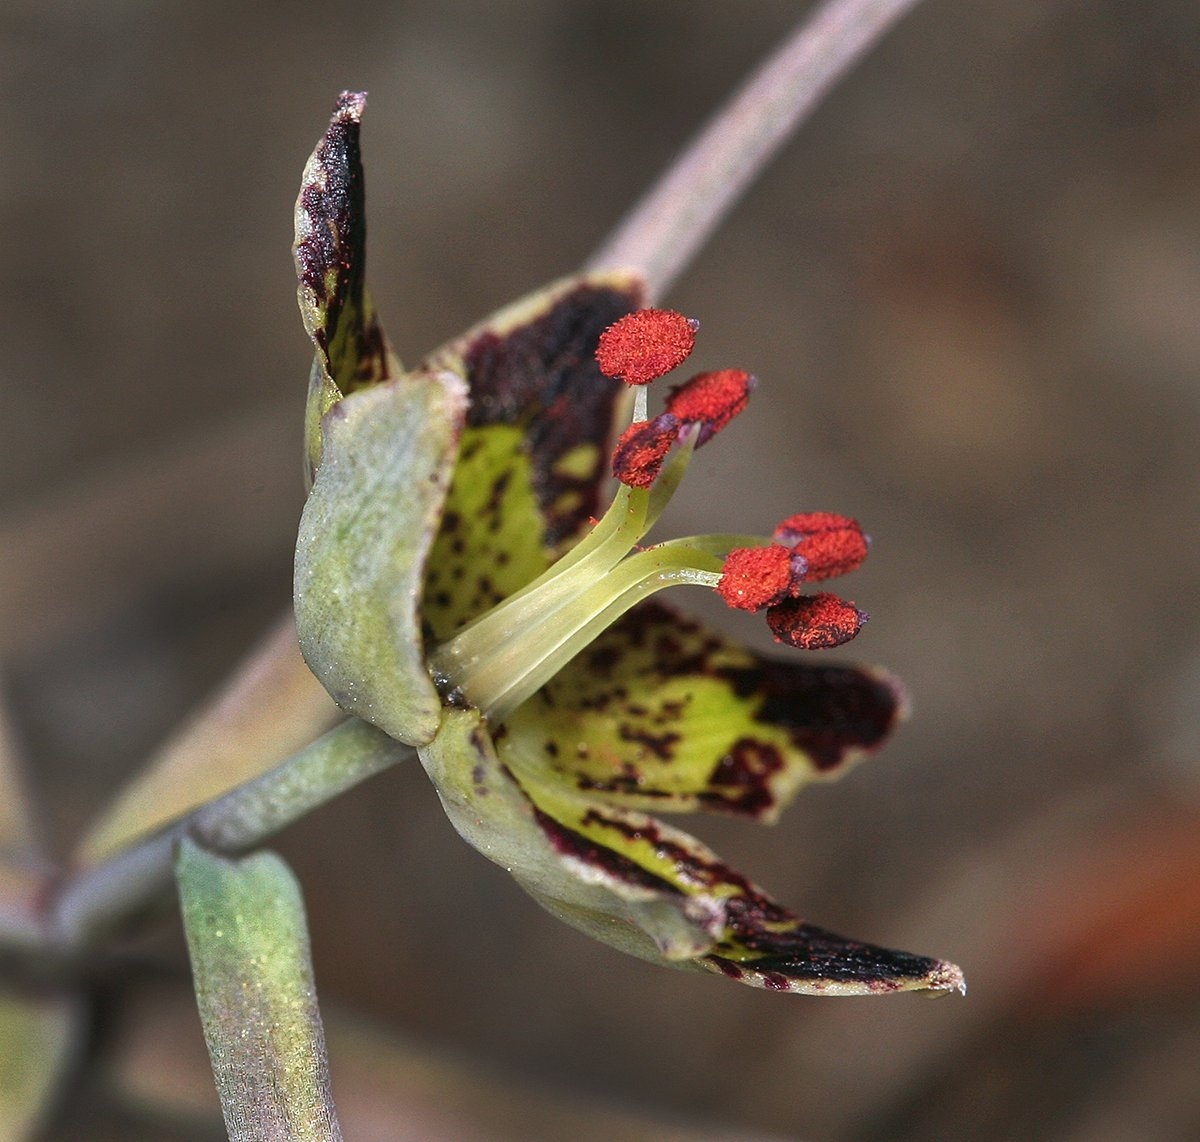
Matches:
[596,309,698,386]
[445,537,726,723]
[766,593,867,650]
[665,369,755,444]
[773,512,869,581]
[431,306,875,726]
[612,414,680,488]
[716,544,804,611]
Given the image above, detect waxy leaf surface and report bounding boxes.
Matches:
[177,838,342,1142]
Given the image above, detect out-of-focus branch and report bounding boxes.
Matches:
[586,0,923,300]
[0,402,299,661]
[0,672,40,860]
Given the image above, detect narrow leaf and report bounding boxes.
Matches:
[177,838,341,1142]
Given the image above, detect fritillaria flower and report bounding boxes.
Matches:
[293,94,963,996]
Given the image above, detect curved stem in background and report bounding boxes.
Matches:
[586,0,924,300]
[0,671,41,861]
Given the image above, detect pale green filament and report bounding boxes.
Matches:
[430,428,695,692]
[430,527,762,724]
[428,482,650,691]
[426,418,755,722]
[633,385,648,423]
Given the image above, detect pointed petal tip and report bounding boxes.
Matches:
[333,91,367,119]
[924,959,967,997]
[702,902,967,997]
[703,951,967,997]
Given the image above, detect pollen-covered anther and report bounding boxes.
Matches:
[716,544,806,611]
[773,511,869,582]
[665,369,755,445]
[766,592,867,650]
[612,413,680,488]
[596,308,698,386]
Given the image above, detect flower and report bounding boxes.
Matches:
[292,93,963,996]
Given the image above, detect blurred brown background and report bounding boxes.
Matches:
[3,1,1200,1139]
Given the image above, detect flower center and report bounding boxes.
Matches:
[428,309,869,723]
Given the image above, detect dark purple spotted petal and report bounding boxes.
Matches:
[498,602,906,822]
[293,92,399,473]
[420,275,647,640]
[421,707,962,996]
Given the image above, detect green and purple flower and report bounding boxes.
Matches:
[292,93,963,997]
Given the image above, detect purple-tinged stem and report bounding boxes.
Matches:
[586,0,923,300]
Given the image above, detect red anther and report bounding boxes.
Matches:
[772,512,868,582]
[766,593,867,650]
[716,544,798,611]
[665,369,754,445]
[611,413,679,488]
[596,309,698,386]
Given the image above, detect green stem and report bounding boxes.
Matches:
[585,0,924,300]
[49,718,411,952]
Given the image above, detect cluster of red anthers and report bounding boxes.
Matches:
[719,512,869,650]
[598,309,754,489]
[595,309,870,651]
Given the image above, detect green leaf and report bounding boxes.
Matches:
[501,601,906,822]
[0,991,81,1140]
[293,92,400,474]
[294,370,467,746]
[421,707,962,996]
[176,838,342,1142]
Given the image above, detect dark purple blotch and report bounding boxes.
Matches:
[708,894,947,988]
[458,283,644,546]
[295,92,389,392]
[719,659,904,772]
[702,737,786,817]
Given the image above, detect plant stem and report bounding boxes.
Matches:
[585,0,924,300]
[77,611,339,866]
[49,719,412,953]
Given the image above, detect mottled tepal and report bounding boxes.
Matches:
[292,92,964,997]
